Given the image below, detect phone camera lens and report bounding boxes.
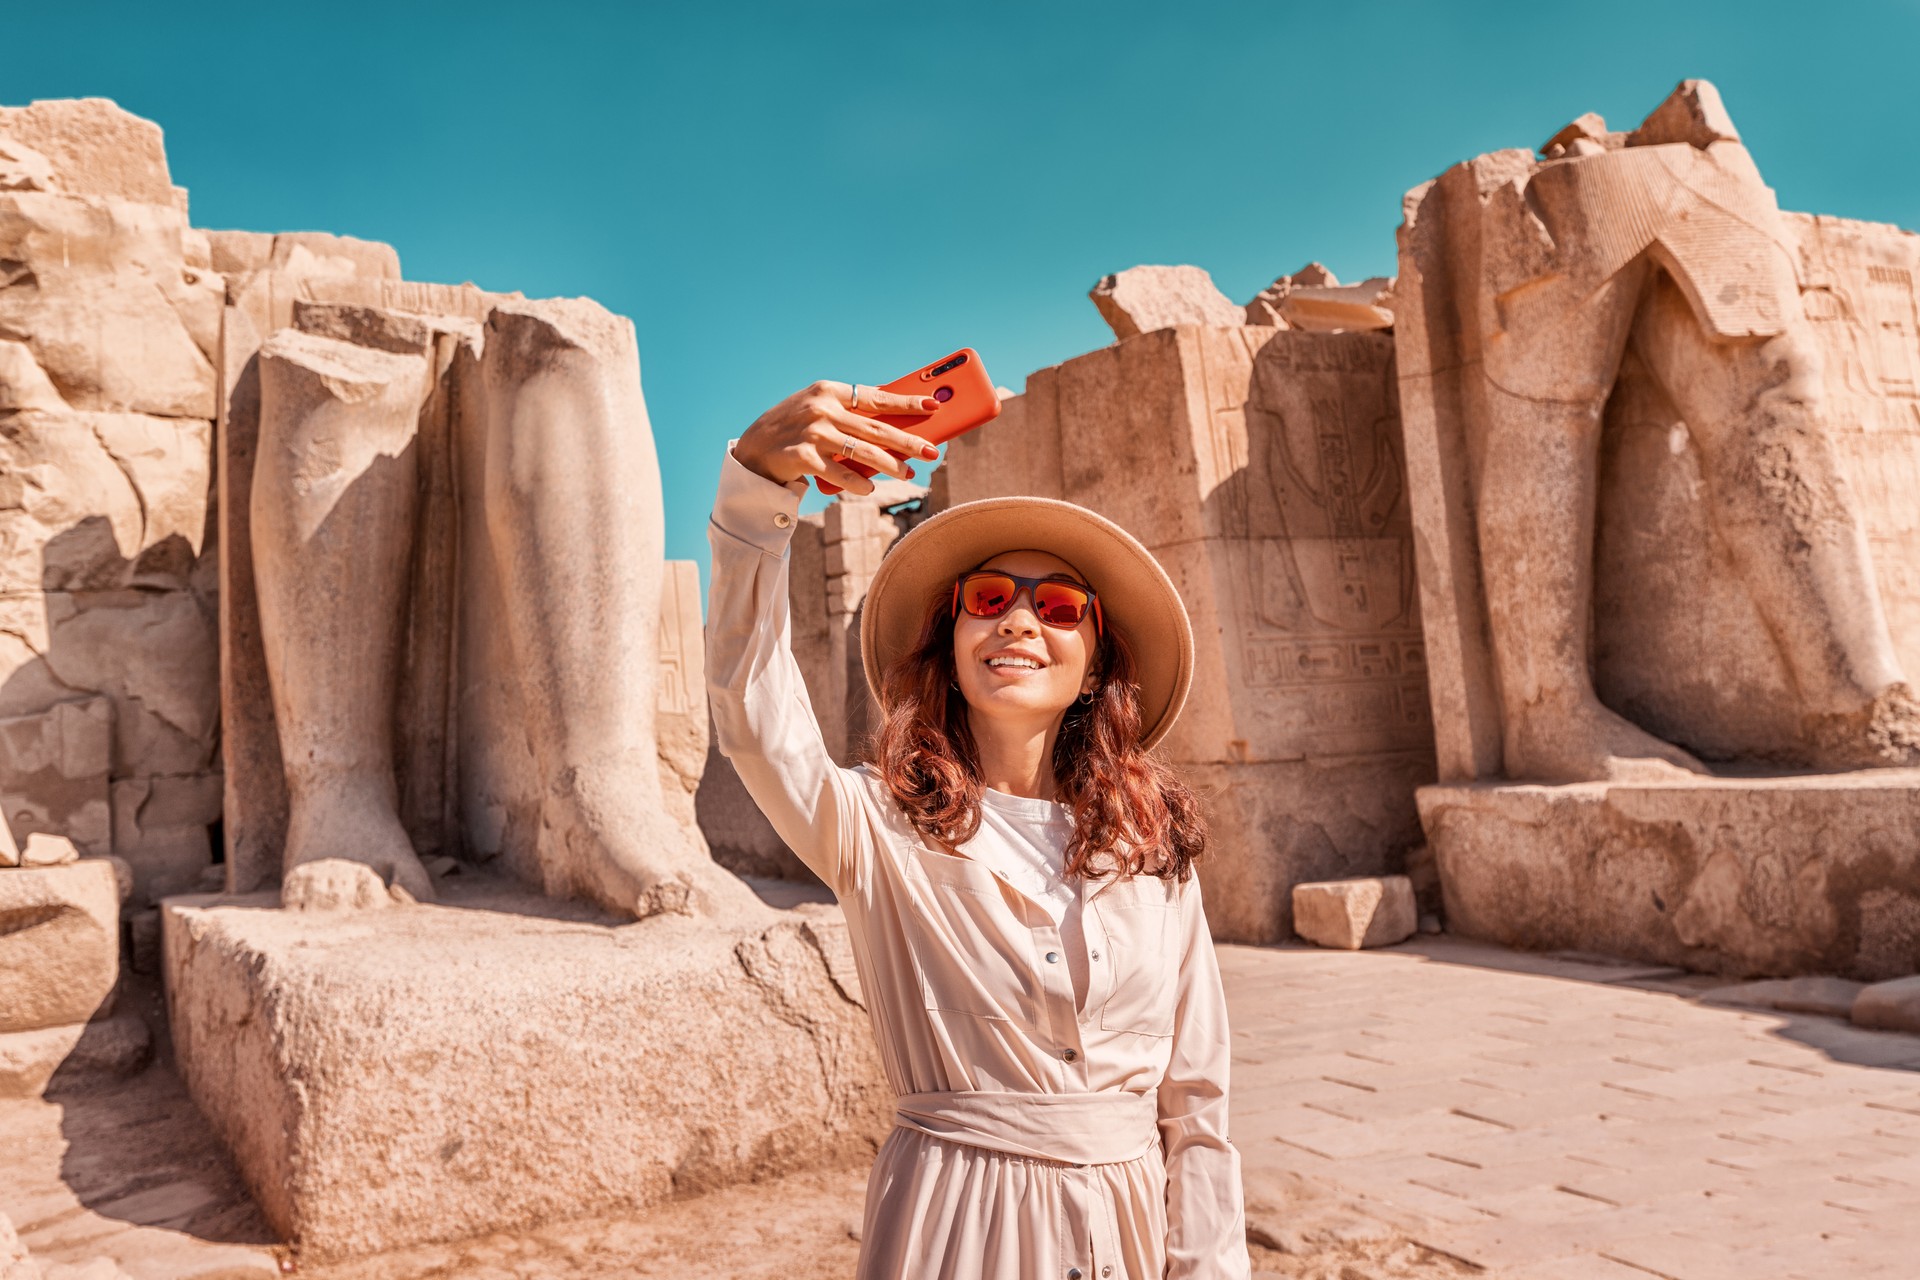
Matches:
[933,386,954,403]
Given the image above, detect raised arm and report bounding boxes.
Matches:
[1158,874,1253,1279]
[703,381,941,896]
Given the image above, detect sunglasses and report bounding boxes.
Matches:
[951,570,1104,635]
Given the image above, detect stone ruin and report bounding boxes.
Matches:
[4,78,1920,1263]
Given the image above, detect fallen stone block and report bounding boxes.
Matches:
[0,860,118,1033]
[1700,976,1864,1018]
[0,1010,150,1099]
[20,833,77,866]
[164,890,889,1260]
[1292,876,1418,949]
[1851,975,1920,1034]
[1089,265,1242,340]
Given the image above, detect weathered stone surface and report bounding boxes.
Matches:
[0,699,111,859]
[945,324,1433,943]
[1850,975,1920,1033]
[108,773,218,906]
[1396,79,1920,786]
[1699,975,1864,1017]
[0,99,172,205]
[1421,771,1920,979]
[280,858,396,913]
[0,860,118,1033]
[162,889,889,1261]
[1089,265,1242,340]
[0,193,218,419]
[0,1211,38,1280]
[1292,876,1418,950]
[656,560,708,833]
[0,1009,150,1100]
[450,298,756,921]
[20,833,77,866]
[0,137,57,194]
[1247,264,1394,331]
[0,412,212,593]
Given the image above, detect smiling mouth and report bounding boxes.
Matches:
[983,658,1047,675]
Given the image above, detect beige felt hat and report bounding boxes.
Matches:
[860,495,1194,751]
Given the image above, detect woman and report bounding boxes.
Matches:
[706,378,1251,1280]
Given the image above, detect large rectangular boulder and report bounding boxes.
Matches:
[162,889,890,1261]
[0,859,118,1033]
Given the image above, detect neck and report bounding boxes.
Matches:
[967,707,1064,801]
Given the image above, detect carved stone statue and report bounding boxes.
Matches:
[251,295,754,919]
[1396,79,1920,783]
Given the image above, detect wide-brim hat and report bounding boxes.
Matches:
[860,495,1194,751]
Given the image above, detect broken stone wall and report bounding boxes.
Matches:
[944,324,1435,944]
[0,99,222,906]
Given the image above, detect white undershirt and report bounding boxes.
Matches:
[963,788,1090,1012]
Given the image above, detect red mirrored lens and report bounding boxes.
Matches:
[1033,582,1091,626]
[961,574,1017,617]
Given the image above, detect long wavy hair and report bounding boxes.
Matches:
[863,579,1209,882]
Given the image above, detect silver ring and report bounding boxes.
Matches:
[832,430,855,462]
[849,383,864,411]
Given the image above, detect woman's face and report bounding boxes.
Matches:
[951,550,1099,725]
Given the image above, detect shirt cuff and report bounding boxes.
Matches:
[713,437,810,555]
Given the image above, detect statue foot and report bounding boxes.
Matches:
[1504,696,1709,784]
[284,787,436,905]
[1806,683,1920,770]
[283,858,407,911]
[541,761,762,923]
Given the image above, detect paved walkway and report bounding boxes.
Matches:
[4,935,1919,1278]
[1226,937,1920,1279]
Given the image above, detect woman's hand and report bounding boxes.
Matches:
[733,380,942,495]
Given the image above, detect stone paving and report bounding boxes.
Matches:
[5,936,1920,1277]
[1225,937,1920,1280]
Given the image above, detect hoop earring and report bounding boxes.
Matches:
[950,678,960,691]
[1077,688,1095,705]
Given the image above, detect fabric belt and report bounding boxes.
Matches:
[893,1089,1160,1166]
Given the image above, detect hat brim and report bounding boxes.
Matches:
[860,495,1194,751]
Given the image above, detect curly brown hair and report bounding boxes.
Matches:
[862,582,1208,882]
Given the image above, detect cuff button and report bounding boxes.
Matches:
[773,511,793,528]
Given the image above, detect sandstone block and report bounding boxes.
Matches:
[0,412,213,593]
[1291,876,1418,949]
[0,697,111,858]
[1089,265,1242,340]
[0,860,118,1033]
[0,193,217,419]
[0,99,172,204]
[109,774,217,905]
[1851,975,1920,1034]
[163,892,889,1260]
[1700,975,1863,1017]
[1422,772,1920,978]
[0,1010,150,1099]
[20,833,77,866]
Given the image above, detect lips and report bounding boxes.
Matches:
[982,651,1048,673]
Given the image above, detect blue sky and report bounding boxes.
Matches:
[13,1,1919,594]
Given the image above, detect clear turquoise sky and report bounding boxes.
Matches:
[13,2,1918,594]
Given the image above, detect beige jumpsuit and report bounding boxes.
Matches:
[706,443,1252,1279]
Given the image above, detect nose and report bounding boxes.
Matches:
[995,586,1043,636]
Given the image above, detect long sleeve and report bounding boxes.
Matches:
[1158,874,1252,1278]
[704,439,871,897]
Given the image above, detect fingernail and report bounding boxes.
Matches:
[921,444,939,459]
[921,397,939,411]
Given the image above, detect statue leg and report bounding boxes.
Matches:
[253,332,435,904]
[476,300,757,921]
[1476,259,1708,782]
[1632,271,1920,767]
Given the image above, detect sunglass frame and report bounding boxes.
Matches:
[950,570,1105,636]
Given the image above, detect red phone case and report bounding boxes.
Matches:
[816,348,1002,495]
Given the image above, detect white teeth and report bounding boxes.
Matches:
[986,656,1042,669]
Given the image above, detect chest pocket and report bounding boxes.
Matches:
[900,846,1040,1023]
[1093,874,1180,1037]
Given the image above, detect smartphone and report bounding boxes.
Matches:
[816,348,1002,495]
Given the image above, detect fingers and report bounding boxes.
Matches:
[811,426,913,484]
[820,404,937,472]
[817,456,877,495]
[854,385,939,416]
